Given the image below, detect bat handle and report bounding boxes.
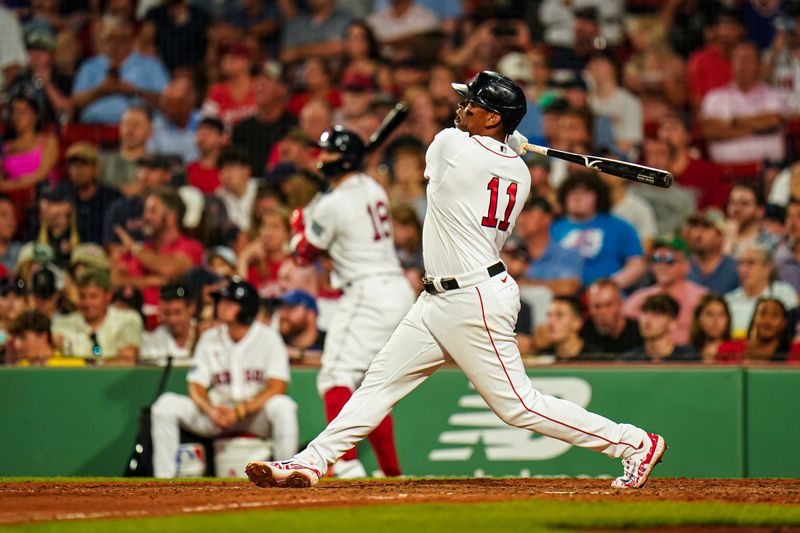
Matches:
[523,143,548,156]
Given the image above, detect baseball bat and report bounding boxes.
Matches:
[524,143,673,189]
[364,101,409,153]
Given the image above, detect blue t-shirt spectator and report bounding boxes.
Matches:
[73,53,170,125]
[147,111,201,163]
[525,238,583,282]
[551,213,643,287]
[688,255,740,295]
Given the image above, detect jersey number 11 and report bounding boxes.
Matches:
[481,176,517,231]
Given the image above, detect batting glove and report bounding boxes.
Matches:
[507,130,528,156]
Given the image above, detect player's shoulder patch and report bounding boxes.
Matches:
[311,220,325,237]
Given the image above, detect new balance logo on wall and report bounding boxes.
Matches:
[428,378,592,462]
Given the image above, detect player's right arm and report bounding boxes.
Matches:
[290,197,338,266]
[289,207,324,266]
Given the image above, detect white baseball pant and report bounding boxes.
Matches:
[317,274,416,395]
[151,392,299,478]
[295,275,648,471]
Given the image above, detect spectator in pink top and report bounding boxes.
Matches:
[701,41,787,164]
[0,96,58,214]
[624,238,708,346]
[112,188,203,328]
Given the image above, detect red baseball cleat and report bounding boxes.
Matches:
[611,432,667,489]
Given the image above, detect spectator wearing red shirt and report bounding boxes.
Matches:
[717,297,800,363]
[237,207,291,298]
[287,57,341,116]
[201,42,257,130]
[186,117,226,194]
[112,188,203,328]
[657,111,729,210]
[687,8,744,108]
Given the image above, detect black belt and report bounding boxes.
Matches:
[422,262,506,294]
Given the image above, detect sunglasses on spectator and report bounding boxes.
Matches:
[651,252,679,264]
[89,332,102,358]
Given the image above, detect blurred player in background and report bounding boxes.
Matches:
[285,127,415,478]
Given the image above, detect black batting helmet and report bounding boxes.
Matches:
[316,126,365,179]
[451,70,527,134]
[212,277,260,325]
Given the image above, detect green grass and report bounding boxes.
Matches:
[3,499,800,533]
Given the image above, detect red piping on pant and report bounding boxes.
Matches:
[475,286,640,451]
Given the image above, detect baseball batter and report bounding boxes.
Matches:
[151,278,298,478]
[290,128,416,477]
[247,71,666,489]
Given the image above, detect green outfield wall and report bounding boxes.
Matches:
[0,366,796,478]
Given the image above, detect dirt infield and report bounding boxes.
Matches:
[1,478,798,525]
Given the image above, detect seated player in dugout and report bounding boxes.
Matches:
[150,277,298,478]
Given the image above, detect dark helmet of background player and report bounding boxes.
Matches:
[211,277,260,325]
[451,70,527,134]
[316,126,366,179]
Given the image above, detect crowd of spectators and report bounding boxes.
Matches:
[3,0,800,369]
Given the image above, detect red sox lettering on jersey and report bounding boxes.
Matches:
[189,322,290,405]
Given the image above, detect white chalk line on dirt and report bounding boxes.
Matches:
[0,492,420,524]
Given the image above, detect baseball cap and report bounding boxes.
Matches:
[26,29,56,51]
[652,235,690,256]
[687,208,726,235]
[16,242,54,266]
[0,277,27,296]
[66,142,99,164]
[31,267,57,298]
[160,282,194,301]
[206,246,238,269]
[76,268,111,291]
[280,290,318,314]
[39,182,74,203]
[497,52,533,83]
[136,154,172,170]
[70,243,110,271]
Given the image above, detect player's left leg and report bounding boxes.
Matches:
[316,275,414,477]
[428,276,665,488]
[247,295,445,488]
[247,394,299,461]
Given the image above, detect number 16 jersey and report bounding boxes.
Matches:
[304,173,403,288]
[423,128,531,277]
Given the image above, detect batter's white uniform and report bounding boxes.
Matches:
[303,173,416,394]
[151,322,298,478]
[293,128,650,472]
